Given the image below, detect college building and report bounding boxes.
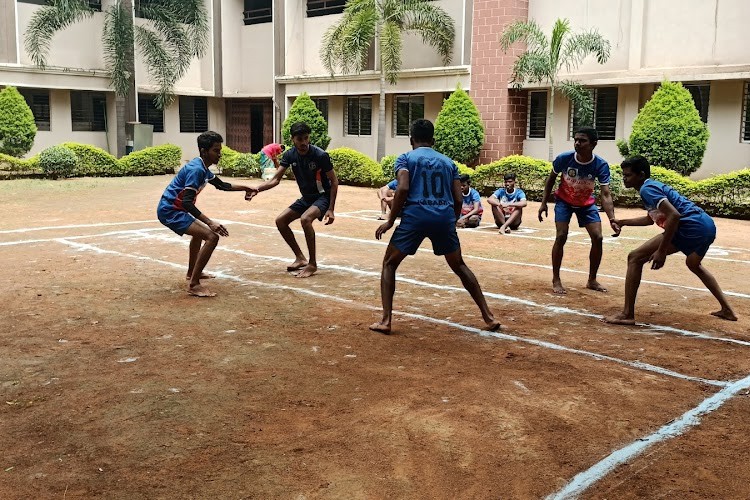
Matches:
[1,0,749,177]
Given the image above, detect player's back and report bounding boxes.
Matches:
[396,147,458,229]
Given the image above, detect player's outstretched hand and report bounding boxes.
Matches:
[209,221,229,237]
[324,210,335,225]
[610,219,622,237]
[648,249,666,270]
[538,203,548,222]
[244,189,258,201]
[375,220,394,240]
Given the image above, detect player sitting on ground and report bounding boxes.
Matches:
[487,172,527,234]
[538,127,619,294]
[157,131,257,297]
[377,179,398,220]
[246,122,338,278]
[369,119,501,334]
[603,156,737,324]
[456,174,483,228]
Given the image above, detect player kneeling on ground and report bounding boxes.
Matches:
[603,156,737,325]
[456,174,483,228]
[370,119,501,334]
[157,131,257,297]
[487,172,527,234]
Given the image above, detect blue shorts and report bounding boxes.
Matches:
[672,212,716,257]
[290,195,330,220]
[157,207,195,236]
[554,199,601,227]
[390,222,460,256]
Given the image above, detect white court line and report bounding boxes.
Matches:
[0,228,165,247]
[0,220,156,234]
[54,237,727,388]
[548,371,750,499]
[219,219,750,300]
[125,229,750,347]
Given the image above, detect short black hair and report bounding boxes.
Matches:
[459,174,471,184]
[290,122,311,138]
[197,131,223,151]
[410,119,434,142]
[573,127,598,143]
[503,172,516,181]
[621,155,651,178]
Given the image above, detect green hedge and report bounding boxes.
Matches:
[39,145,77,178]
[119,144,181,176]
[218,145,261,177]
[472,155,553,199]
[60,142,121,176]
[328,147,385,187]
[0,152,41,175]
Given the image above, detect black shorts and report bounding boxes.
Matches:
[289,195,330,220]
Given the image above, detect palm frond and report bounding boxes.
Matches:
[320,5,377,75]
[396,0,455,65]
[24,0,94,68]
[557,80,594,126]
[561,29,611,71]
[510,51,551,85]
[134,25,177,109]
[102,1,134,97]
[499,20,548,53]
[548,18,571,72]
[380,21,402,85]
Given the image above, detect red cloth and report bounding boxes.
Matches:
[261,143,282,157]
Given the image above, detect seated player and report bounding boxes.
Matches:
[456,174,483,228]
[604,156,737,324]
[487,172,527,233]
[157,131,256,297]
[377,179,398,220]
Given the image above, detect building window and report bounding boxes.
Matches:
[138,94,164,133]
[310,97,329,122]
[306,0,346,17]
[527,91,547,139]
[345,96,372,136]
[393,95,424,136]
[18,88,50,131]
[683,83,710,123]
[742,82,750,143]
[570,87,618,140]
[19,0,100,9]
[71,91,107,132]
[244,0,271,25]
[179,96,208,133]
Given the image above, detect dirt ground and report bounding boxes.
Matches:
[1,176,749,499]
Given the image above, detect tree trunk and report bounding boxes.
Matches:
[375,25,386,161]
[547,84,555,162]
[116,0,137,158]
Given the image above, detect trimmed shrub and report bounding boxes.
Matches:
[39,145,77,178]
[61,142,120,176]
[0,86,37,157]
[282,92,330,150]
[218,145,261,177]
[0,152,41,174]
[692,168,750,218]
[119,144,182,176]
[328,147,384,187]
[379,154,475,183]
[434,86,484,165]
[472,155,552,198]
[623,81,709,176]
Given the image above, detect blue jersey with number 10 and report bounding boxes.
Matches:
[395,147,459,230]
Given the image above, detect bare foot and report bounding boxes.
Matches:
[286,259,308,272]
[602,313,636,325]
[586,280,608,293]
[552,280,567,294]
[294,264,318,278]
[185,273,214,280]
[499,227,511,234]
[369,322,391,334]
[711,309,738,321]
[188,284,216,297]
[377,215,386,220]
[484,319,502,332]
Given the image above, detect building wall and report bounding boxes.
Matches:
[221,0,274,97]
[0,0,17,63]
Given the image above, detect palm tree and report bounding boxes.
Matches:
[500,18,610,161]
[320,0,455,160]
[25,0,209,156]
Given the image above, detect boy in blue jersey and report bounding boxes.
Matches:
[487,172,527,233]
[604,156,737,324]
[370,119,501,334]
[246,122,338,278]
[539,127,619,294]
[456,174,483,228]
[157,131,257,297]
[377,179,398,220]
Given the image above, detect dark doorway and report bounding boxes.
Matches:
[250,104,265,153]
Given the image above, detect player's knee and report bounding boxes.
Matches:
[627,250,647,266]
[300,215,316,227]
[275,215,289,229]
[554,233,568,245]
[591,234,603,246]
[686,259,702,273]
[206,231,219,245]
